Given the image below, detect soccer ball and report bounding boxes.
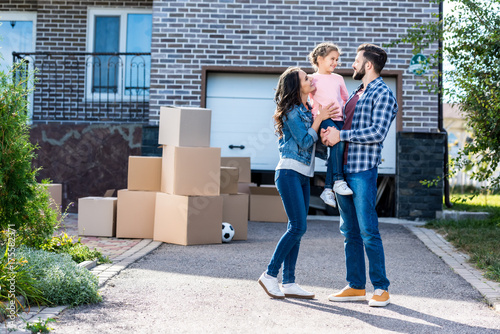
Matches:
[221,222,235,243]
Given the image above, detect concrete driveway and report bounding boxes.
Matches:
[51,219,500,333]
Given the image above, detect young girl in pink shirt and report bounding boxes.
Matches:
[309,42,353,208]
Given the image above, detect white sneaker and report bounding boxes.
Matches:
[280,283,315,299]
[320,189,336,207]
[333,180,353,196]
[368,289,391,307]
[258,272,285,299]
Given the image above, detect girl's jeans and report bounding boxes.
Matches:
[336,167,390,290]
[267,169,309,284]
[320,119,345,189]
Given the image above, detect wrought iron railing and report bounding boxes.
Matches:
[12,52,151,123]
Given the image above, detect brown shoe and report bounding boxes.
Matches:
[368,289,390,307]
[328,285,366,302]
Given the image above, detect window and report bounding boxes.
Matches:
[0,12,37,120]
[87,8,152,99]
[0,12,36,71]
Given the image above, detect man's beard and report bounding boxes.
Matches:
[353,61,366,80]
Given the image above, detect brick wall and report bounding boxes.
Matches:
[0,0,37,11]
[150,0,439,132]
[3,0,440,130]
[396,132,445,219]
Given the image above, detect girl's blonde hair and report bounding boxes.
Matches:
[308,42,342,70]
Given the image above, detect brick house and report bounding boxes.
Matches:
[0,0,445,219]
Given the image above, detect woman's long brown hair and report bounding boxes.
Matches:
[273,67,302,139]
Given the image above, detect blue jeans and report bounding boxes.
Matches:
[267,169,309,284]
[336,167,390,291]
[320,119,345,189]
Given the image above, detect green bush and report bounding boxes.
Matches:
[15,246,102,306]
[0,247,47,319]
[0,63,59,248]
[41,232,111,264]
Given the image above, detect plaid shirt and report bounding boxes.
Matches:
[340,77,398,174]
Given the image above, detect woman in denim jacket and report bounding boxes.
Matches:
[258,67,338,299]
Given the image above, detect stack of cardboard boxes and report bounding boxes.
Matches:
[78,106,290,241]
[78,106,250,245]
[153,106,223,245]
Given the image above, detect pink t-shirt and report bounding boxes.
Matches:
[309,73,349,121]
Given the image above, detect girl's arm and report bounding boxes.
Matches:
[311,103,340,133]
[340,78,349,105]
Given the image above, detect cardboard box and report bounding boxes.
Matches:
[221,193,249,240]
[237,182,257,194]
[221,157,251,182]
[249,185,288,223]
[161,146,221,196]
[78,196,117,237]
[154,193,223,245]
[220,166,239,194]
[158,106,212,147]
[116,189,157,239]
[40,183,62,214]
[128,156,162,191]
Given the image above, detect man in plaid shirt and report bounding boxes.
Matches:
[321,43,398,307]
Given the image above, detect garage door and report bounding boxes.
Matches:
[206,72,397,174]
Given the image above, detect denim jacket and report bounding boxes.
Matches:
[277,104,327,166]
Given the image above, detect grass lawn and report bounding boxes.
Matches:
[425,193,500,282]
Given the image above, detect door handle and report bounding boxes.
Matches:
[229,145,245,149]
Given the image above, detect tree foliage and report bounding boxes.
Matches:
[0,63,59,248]
[387,0,500,191]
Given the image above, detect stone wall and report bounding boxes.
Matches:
[30,123,143,212]
[396,132,446,219]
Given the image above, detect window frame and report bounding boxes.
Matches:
[86,8,152,101]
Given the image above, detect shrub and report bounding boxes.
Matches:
[0,246,47,319]
[41,233,111,264]
[15,246,102,306]
[0,63,59,248]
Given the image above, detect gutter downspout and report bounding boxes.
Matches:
[438,1,453,208]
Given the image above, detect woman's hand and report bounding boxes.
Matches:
[317,102,341,121]
[321,126,341,146]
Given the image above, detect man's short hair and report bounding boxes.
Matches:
[357,44,387,74]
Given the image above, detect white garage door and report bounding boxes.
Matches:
[206,72,397,174]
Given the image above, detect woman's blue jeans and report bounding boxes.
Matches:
[267,169,309,284]
[320,119,345,189]
[336,167,390,291]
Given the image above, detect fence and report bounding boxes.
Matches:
[13,52,151,123]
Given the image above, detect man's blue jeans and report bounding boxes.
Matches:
[336,167,390,291]
[320,119,345,189]
[267,169,309,284]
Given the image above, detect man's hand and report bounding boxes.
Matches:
[320,128,330,145]
[320,126,340,146]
